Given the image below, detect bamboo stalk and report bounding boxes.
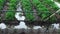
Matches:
[44,9,60,21]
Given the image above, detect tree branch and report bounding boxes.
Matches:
[44,9,60,21]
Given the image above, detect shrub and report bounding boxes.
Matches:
[5,11,15,21]
[21,0,35,21]
[0,0,6,10]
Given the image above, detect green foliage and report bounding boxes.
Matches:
[5,0,19,21]
[5,11,15,21]
[0,0,5,5]
[54,0,60,3]
[9,0,18,3]
[40,0,59,11]
[8,0,19,10]
[8,7,15,10]
[0,0,6,10]
[41,12,51,20]
[49,16,57,23]
[32,0,57,22]
[21,0,32,11]
[32,0,50,20]
[4,0,58,23]
[25,13,35,21]
[21,0,35,21]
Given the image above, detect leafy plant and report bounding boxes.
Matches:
[0,0,6,10]
[21,0,35,21]
[6,0,19,21]
[49,16,57,23]
[54,0,60,3]
[40,0,59,11]
[25,13,35,21]
[32,0,50,20]
[8,0,19,10]
[5,11,15,21]
[32,0,57,22]
[21,0,32,12]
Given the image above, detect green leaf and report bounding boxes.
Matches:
[5,11,15,21]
